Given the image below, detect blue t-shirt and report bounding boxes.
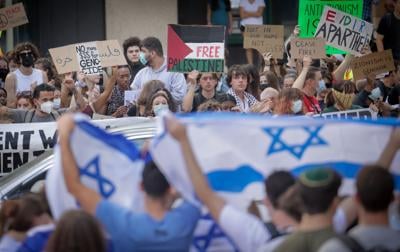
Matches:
[96,200,201,252]
[17,224,54,252]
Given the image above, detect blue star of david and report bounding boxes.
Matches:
[263,126,328,159]
[79,156,116,199]
[192,214,239,252]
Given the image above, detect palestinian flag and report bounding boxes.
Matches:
[167,24,225,73]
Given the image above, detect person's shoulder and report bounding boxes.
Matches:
[318,236,350,252]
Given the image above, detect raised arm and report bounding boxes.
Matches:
[182,70,199,112]
[376,127,400,169]
[4,73,17,108]
[92,72,117,113]
[166,117,225,220]
[292,55,312,90]
[332,54,354,82]
[57,114,101,214]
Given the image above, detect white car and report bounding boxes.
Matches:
[0,120,156,201]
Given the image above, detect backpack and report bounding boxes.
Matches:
[23,109,60,123]
[337,234,400,252]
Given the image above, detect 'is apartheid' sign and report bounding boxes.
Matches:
[167,24,225,73]
[314,6,373,56]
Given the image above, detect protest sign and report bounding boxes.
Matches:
[50,40,127,74]
[124,90,140,106]
[0,117,154,176]
[315,108,378,120]
[167,24,225,73]
[97,40,127,67]
[291,38,326,59]
[298,0,363,54]
[243,25,284,59]
[49,45,80,74]
[0,3,29,31]
[350,50,396,81]
[315,6,373,56]
[75,42,102,75]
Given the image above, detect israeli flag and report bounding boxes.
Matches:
[46,116,144,220]
[150,113,400,251]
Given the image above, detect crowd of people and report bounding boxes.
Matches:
[0,0,399,251]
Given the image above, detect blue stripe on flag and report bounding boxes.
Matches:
[206,165,264,192]
[205,162,400,193]
[176,112,400,127]
[292,162,400,191]
[75,121,140,162]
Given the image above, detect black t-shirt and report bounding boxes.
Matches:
[377,12,400,60]
[192,91,232,112]
[353,89,371,108]
[378,81,399,104]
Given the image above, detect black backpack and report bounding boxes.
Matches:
[337,234,400,252]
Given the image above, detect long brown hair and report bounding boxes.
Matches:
[45,210,106,252]
[0,193,48,236]
[274,88,304,115]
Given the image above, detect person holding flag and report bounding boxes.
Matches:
[56,114,201,252]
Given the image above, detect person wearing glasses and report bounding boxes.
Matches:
[4,42,48,108]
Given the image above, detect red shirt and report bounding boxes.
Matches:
[302,94,321,114]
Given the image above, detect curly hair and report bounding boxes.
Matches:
[14,42,40,64]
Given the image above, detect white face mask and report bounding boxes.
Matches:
[53,98,61,109]
[40,101,53,114]
[153,104,169,116]
[291,99,303,114]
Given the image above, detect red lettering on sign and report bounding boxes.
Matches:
[326,10,336,22]
[5,6,21,17]
[196,46,221,58]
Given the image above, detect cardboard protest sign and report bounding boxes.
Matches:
[49,45,79,74]
[50,40,127,74]
[167,24,225,73]
[243,25,284,59]
[0,3,29,31]
[0,117,154,176]
[314,108,378,120]
[350,50,395,81]
[314,6,373,56]
[298,0,363,54]
[97,40,127,67]
[291,38,326,59]
[124,90,140,106]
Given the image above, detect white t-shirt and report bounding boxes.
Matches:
[219,204,271,251]
[240,0,266,26]
[14,68,44,93]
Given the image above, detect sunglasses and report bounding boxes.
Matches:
[16,91,32,99]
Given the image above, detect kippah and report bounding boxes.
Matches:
[299,168,334,188]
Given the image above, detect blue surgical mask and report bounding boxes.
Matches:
[139,52,148,66]
[317,80,327,93]
[153,104,169,116]
[291,99,303,114]
[53,98,61,109]
[369,87,382,101]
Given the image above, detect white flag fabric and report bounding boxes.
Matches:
[46,116,144,219]
[150,114,400,251]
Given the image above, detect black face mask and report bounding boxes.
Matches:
[0,68,9,81]
[19,53,35,67]
[260,83,271,91]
